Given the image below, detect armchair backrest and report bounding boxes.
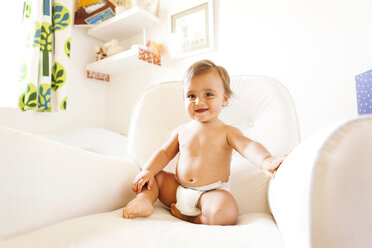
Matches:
[127,75,300,214]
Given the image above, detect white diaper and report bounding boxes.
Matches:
[175,181,229,217]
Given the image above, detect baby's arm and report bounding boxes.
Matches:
[132,128,180,193]
[226,126,288,178]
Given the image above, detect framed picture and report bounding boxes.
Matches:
[170,0,214,59]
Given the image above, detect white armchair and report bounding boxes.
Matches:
[1,75,371,248]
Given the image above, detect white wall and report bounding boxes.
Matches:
[105,0,372,138]
[0,27,107,135]
[1,0,371,137]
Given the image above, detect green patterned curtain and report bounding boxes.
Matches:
[18,0,72,112]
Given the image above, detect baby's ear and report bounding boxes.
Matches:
[222,94,230,107]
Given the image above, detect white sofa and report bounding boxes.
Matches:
[1,75,371,248]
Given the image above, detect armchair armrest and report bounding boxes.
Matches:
[268,117,372,248]
[0,126,140,239]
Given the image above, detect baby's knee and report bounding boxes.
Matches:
[205,205,238,225]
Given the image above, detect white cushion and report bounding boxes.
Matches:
[269,116,372,248]
[127,81,188,172]
[1,207,284,248]
[47,128,129,158]
[311,117,372,248]
[127,75,300,214]
[0,126,139,239]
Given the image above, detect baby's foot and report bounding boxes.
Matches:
[122,196,154,219]
[170,203,195,223]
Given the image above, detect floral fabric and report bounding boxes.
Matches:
[18,0,73,112]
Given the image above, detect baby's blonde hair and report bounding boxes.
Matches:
[184,59,233,98]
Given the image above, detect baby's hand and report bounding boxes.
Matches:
[132,169,155,194]
[262,152,289,179]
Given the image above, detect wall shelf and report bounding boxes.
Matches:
[86,47,159,74]
[87,7,161,42]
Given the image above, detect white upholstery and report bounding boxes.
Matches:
[47,127,129,158]
[0,126,139,239]
[1,210,283,248]
[1,75,370,248]
[269,116,372,248]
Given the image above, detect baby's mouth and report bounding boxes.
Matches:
[195,108,208,113]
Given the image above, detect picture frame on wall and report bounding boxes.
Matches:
[170,0,214,59]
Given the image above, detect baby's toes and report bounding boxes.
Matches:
[122,207,133,219]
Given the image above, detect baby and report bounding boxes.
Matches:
[123,60,288,225]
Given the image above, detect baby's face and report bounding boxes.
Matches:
[184,70,228,123]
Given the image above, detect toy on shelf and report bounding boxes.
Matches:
[94,39,124,61]
[94,46,107,61]
[104,39,125,57]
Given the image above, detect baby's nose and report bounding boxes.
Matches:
[195,97,203,105]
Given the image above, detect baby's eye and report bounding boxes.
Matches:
[187,94,196,99]
[205,92,214,97]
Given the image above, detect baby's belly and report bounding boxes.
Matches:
[176,159,230,188]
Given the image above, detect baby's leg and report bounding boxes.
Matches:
[123,171,178,219]
[155,171,179,207]
[122,176,160,219]
[171,189,238,225]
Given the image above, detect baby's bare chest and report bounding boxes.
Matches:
[179,128,230,155]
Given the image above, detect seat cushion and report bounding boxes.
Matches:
[1,206,284,248]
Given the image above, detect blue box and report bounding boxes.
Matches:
[355,70,372,115]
